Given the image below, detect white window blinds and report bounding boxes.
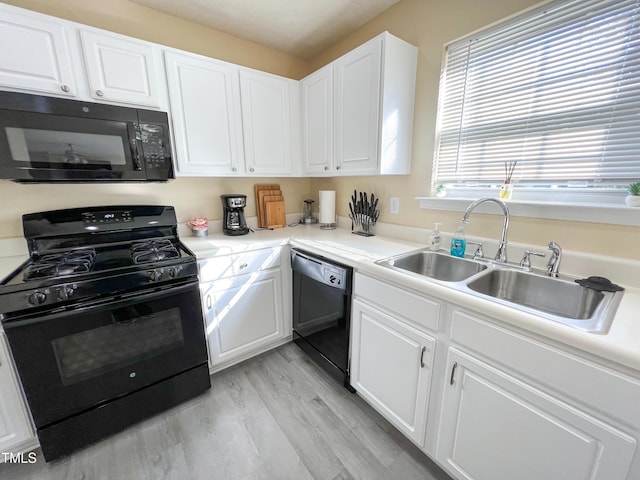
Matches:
[433,0,640,189]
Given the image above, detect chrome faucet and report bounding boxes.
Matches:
[546,242,562,277]
[461,198,510,262]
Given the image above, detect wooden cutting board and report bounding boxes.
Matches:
[257,189,281,227]
[265,200,286,229]
[263,194,284,206]
[254,184,281,228]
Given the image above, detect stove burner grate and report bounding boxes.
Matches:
[131,239,180,264]
[24,248,97,281]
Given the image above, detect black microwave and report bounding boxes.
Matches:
[0,91,174,183]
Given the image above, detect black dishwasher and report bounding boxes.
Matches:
[291,248,355,391]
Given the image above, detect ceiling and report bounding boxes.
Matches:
[129,0,400,59]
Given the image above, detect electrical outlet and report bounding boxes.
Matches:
[390,197,400,214]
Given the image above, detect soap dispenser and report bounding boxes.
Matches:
[428,223,442,251]
[450,226,467,257]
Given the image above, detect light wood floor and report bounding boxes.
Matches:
[1,343,453,480]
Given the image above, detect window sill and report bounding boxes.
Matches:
[416,196,640,227]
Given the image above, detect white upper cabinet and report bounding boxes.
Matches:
[0,4,167,109]
[80,30,164,108]
[167,58,299,177]
[302,32,418,177]
[333,36,382,175]
[301,64,333,174]
[165,51,244,176]
[0,6,415,178]
[0,6,76,97]
[239,68,295,176]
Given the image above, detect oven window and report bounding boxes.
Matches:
[5,127,126,167]
[51,307,184,386]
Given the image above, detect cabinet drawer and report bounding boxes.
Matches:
[199,247,281,282]
[450,309,640,428]
[354,273,439,332]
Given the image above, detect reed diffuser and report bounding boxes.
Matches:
[499,161,518,200]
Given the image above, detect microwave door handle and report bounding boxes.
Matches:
[127,123,143,171]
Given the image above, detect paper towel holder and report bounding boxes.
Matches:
[319,190,336,230]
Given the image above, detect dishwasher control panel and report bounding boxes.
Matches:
[323,265,344,287]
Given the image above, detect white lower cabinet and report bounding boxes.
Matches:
[437,348,636,480]
[350,273,640,480]
[199,247,290,372]
[351,273,440,447]
[351,300,435,446]
[434,309,640,480]
[0,334,35,458]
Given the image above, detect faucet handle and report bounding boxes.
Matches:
[546,241,562,277]
[467,241,484,259]
[519,250,545,268]
[548,241,562,253]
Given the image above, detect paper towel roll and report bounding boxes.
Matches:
[318,190,336,229]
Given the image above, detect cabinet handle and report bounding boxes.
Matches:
[250,168,255,173]
[239,263,248,269]
[336,165,341,170]
[232,167,237,172]
[420,346,426,368]
[324,166,329,171]
[449,362,458,385]
[206,294,212,310]
[61,84,70,92]
[96,89,104,97]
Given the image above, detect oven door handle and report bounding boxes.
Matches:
[2,281,198,329]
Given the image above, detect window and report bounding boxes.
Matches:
[433,0,640,201]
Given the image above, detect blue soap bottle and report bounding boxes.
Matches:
[450,226,466,258]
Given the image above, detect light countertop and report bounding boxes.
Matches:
[1,224,639,374]
[183,224,640,374]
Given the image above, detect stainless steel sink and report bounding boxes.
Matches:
[375,249,487,282]
[465,269,622,333]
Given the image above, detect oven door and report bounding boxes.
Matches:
[2,281,207,428]
[0,109,145,182]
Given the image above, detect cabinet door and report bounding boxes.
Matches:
[301,65,333,175]
[80,30,163,107]
[0,8,76,96]
[351,300,435,446]
[0,334,34,454]
[202,269,285,370]
[437,349,636,480]
[239,69,292,175]
[165,51,244,176]
[333,36,381,175]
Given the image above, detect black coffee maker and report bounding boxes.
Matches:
[221,194,249,236]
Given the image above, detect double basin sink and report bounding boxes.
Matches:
[375,249,623,334]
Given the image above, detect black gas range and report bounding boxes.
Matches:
[0,206,210,462]
[0,206,199,318]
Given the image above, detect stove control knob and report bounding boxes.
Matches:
[58,285,75,301]
[168,266,182,278]
[149,269,163,282]
[28,291,47,306]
